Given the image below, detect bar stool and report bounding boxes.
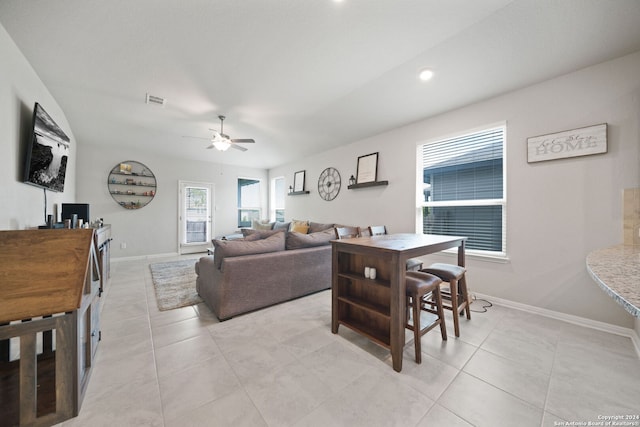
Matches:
[334,226,361,239]
[405,271,447,364]
[421,263,470,337]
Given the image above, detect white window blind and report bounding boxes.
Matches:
[238,178,261,227]
[419,125,506,256]
[271,176,285,222]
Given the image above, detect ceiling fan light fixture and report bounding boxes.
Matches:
[418,68,434,82]
[213,140,231,151]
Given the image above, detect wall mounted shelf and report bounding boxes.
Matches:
[288,191,310,196]
[108,161,156,209]
[347,180,389,190]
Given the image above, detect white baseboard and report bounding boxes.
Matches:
[112,252,179,262]
[474,292,640,359]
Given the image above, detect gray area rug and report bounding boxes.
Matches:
[149,259,203,311]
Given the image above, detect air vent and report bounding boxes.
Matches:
[145,93,166,106]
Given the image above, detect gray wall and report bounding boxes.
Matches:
[76,144,267,259]
[270,51,640,329]
[0,24,77,230]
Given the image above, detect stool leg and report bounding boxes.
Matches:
[405,295,411,325]
[461,275,471,319]
[450,279,460,337]
[412,295,422,364]
[433,288,447,341]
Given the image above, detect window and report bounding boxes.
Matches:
[418,124,506,257]
[237,178,261,228]
[184,186,209,243]
[271,176,285,222]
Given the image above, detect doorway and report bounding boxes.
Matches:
[178,181,214,254]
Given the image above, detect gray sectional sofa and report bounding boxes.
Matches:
[195,221,335,320]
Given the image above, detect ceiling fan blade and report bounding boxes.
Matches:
[230,143,248,152]
[230,138,255,143]
[206,143,216,149]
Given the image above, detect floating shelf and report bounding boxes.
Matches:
[288,191,310,196]
[347,180,389,190]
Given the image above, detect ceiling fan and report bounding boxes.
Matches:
[183,115,255,151]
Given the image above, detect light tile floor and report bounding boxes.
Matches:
[57,255,640,427]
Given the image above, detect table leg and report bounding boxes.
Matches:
[390,253,405,372]
[457,239,466,267]
[331,245,340,334]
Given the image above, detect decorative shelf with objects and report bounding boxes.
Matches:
[289,171,310,196]
[107,161,156,209]
[348,153,388,190]
[347,180,389,190]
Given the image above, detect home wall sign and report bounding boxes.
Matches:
[527,123,607,163]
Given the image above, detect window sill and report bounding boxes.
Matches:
[430,248,510,264]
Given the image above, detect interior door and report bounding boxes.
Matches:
[179,181,214,254]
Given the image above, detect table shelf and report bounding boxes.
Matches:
[338,319,391,349]
[337,295,390,319]
[337,272,390,288]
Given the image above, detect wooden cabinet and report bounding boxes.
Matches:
[0,229,105,427]
[94,225,111,295]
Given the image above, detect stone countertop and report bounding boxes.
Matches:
[586,244,640,318]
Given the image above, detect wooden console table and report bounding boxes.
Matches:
[331,233,467,372]
[0,229,102,427]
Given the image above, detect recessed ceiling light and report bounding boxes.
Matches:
[418,68,434,82]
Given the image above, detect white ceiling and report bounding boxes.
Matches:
[2,0,640,169]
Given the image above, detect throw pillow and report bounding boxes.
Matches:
[273,221,290,231]
[309,221,334,233]
[289,219,310,234]
[213,232,285,269]
[285,229,334,250]
[251,220,275,231]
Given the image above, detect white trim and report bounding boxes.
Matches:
[423,199,504,208]
[178,180,215,255]
[112,252,181,262]
[416,122,507,256]
[475,292,640,358]
[423,248,510,264]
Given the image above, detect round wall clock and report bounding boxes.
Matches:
[318,167,341,201]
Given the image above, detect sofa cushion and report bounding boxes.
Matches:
[242,228,282,239]
[309,221,334,233]
[286,229,334,250]
[213,231,285,269]
[290,219,310,233]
